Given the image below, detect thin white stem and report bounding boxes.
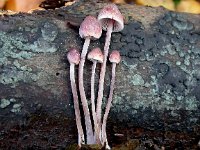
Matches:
[78,37,94,144]
[101,63,116,146]
[105,138,111,150]
[90,61,100,144]
[96,21,113,136]
[70,63,85,146]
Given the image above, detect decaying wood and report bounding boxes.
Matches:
[0,1,200,149]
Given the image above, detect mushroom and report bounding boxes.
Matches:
[96,4,124,139]
[79,16,102,144]
[101,50,121,147]
[67,48,85,147]
[87,47,103,144]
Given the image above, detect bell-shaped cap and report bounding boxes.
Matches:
[109,50,121,64]
[98,4,124,32]
[87,47,103,63]
[79,16,102,40]
[67,48,80,65]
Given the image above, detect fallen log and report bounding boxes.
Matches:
[0,1,200,149]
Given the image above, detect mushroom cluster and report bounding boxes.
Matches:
[67,4,124,149]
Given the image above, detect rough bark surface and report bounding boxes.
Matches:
[0,1,200,149]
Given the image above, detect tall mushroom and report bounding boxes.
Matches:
[79,16,102,144]
[101,50,121,146]
[67,48,85,147]
[87,47,103,144]
[96,4,124,137]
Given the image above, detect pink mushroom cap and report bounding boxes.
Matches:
[98,4,124,32]
[67,48,81,65]
[109,50,121,64]
[79,16,102,40]
[87,47,103,63]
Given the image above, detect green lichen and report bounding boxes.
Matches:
[191,46,200,54]
[184,54,190,66]
[13,60,32,72]
[176,61,181,66]
[160,49,168,56]
[0,58,40,86]
[145,53,154,61]
[41,22,58,42]
[131,74,144,86]
[112,95,123,106]
[185,96,198,110]
[165,44,176,55]
[172,20,193,31]
[122,59,137,69]
[0,22,58,61]
[114,50,199,118]
[177,95,184,101]
[150,75,159,95]
[178,50,186,58]
[0,66,39,86]
[0,98,23,113]
[30,38,57,53]
[0,99,11,108]
[179,64,193,74]
[0,21,60,86]
[11,103,22,113]
[144,82,151,88]
[10,98,16,102]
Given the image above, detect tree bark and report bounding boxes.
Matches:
[0,1,200,149]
